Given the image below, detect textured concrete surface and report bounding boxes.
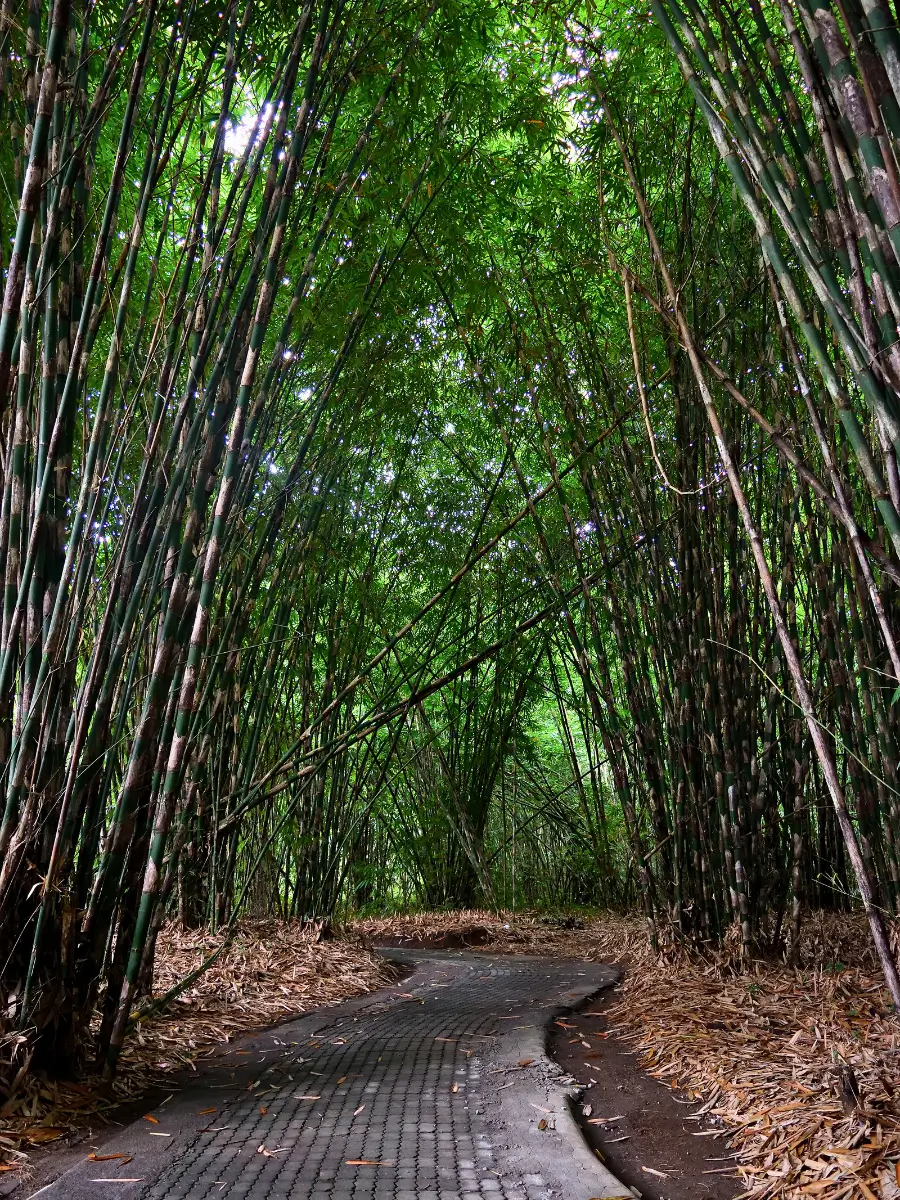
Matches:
[31,950,631,1200]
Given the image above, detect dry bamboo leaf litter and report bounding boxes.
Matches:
[3,908,897,1199]
[355,910,900,1199]
[0,920,395,1176]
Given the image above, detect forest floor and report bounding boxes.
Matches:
[357,910,900,1200]
[23,950,624,1200]
[548,997,740,1200]
[0,922,397,1191]
[4,910,899,1200]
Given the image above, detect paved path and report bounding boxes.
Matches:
[32,950,631,1200]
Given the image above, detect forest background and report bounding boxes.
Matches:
[0,0,899,1130]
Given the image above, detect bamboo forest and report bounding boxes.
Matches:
[3,0,900,1197]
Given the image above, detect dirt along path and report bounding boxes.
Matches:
[548,985,742,1200]
[28,950,631,1200]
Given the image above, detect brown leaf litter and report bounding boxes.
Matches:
[356,909,900,1199]
[0,920,396,1178]
[3,908,898,1199]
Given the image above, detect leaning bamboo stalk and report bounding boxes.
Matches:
[0,0,70,409]
[609,112,900,1006]
[650,2,900,555]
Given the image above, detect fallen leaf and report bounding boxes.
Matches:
[353,1105,365,1116]
[537,1119,548,1131]
[450,1083,459,1093]
[90,1179,145,1184]
[337,1076,346,1085]
[88,1154,133,1164]
[198,1108,217,1116]
[518,1058,534,1067]
[346,1160,393,1166]
[142,1115,159,1125]
[23,1128,64,1143]
[295,1095,320,1101]
[642,1166,670,1179]
[259,1107,267,1115]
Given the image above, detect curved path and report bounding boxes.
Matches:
[32,951,631,1200]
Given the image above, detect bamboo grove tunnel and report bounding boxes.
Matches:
[0,0,899,1113]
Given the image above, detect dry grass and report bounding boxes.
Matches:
[0,920,396,1173]
[355,909,900,1199]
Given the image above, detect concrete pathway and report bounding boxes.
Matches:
[31,950,632,1200]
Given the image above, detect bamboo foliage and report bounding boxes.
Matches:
[0,0,575,1079]
[3,0,900,1100]
[554,0,900,997]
